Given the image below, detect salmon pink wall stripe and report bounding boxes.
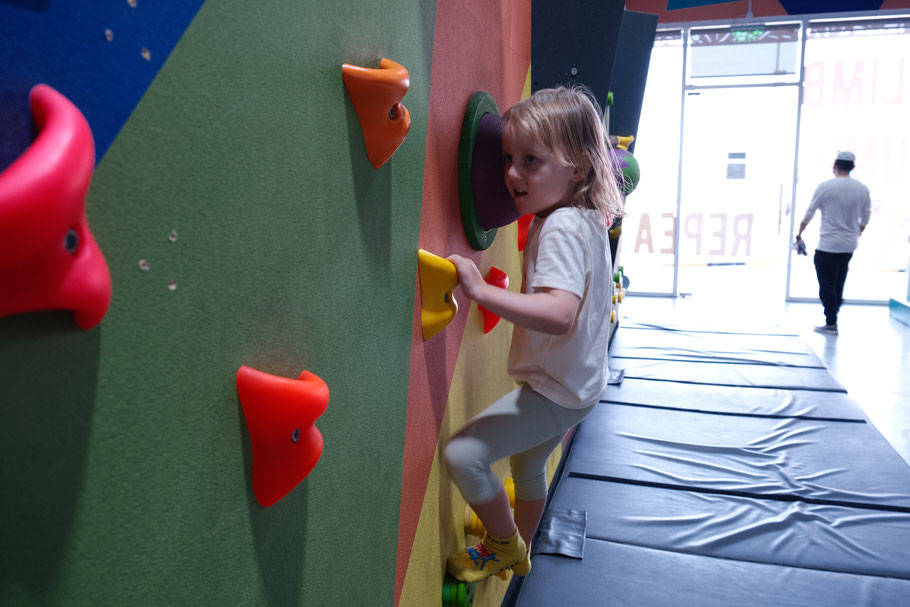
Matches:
[394,1,530,604]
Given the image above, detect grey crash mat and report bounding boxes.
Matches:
[566,404,910,508]
[513,530,910,607]
[618,358,845,391]
[610,325,824,367]
[601,378,867,421]
[545,476,910,581]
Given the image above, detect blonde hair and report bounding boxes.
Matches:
[501,86,625,222]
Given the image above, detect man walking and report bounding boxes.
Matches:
[796,151,871,336]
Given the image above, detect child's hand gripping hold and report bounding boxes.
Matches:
[447,254,580,336]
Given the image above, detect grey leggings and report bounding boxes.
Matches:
[443,385,595,504]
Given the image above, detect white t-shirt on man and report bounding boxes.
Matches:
[507,207,613,409]
[802,176,871,253]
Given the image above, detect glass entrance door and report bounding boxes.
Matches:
[789,17,910,303]
[676,85,799,311]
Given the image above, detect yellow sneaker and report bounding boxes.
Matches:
[511,548,531,576]
[446,530,527,583]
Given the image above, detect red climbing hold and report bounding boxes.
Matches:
[479,266,509,334]
[236,365,330,507]
[516,214,533,252]
[0,84,111,329]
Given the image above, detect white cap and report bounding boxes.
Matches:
[836,150,855,162]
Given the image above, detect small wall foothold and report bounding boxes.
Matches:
[516,214,533,252]
[236,365,330,508]
[417,249,458,341]
[341,58,411,169]
[478,267,508,334]
[458,92,520,251]
[442,573,476,607]
[0,84,111,329]
[615,135,634,150]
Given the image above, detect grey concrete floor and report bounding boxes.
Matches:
[621,295,910,467]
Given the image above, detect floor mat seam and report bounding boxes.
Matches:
[579,535,910,583]
[620,325,800,337]
[624,376,848,393]
[596,399,867,423]
[611,355,826,369]
[566,472,910,514]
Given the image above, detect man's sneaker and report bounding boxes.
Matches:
[814,325,838,335]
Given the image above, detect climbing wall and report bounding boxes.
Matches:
[1,0,434,604]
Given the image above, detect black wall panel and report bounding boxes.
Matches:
[609,10,658,152]
[531,0,626,112]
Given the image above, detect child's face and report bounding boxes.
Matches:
[502,121,583,217]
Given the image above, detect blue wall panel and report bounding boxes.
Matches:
[0,0,205,168]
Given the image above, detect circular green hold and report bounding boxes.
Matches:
[619,153,640,195]
[458,91,500,251]
[442,574,476,607]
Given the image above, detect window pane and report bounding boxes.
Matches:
[688,23,801,84]
[622,31,683,295]
[678,86,797,304]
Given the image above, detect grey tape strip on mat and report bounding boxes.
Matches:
[531,509,587,559]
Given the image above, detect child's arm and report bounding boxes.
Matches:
[448,255,580,335]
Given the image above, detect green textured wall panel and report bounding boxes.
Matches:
[0,0,435,604]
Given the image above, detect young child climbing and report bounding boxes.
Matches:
[444,86,624,583]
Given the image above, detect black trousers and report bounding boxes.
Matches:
[814,249,853,326]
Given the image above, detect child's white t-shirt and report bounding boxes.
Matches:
[507,207,613,409]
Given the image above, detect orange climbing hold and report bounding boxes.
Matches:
[479,267,508,334]
[0,84,111,329]
[341,57,411,169]
[236,365,329,507]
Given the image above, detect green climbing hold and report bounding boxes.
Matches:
[442,573,476,607]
